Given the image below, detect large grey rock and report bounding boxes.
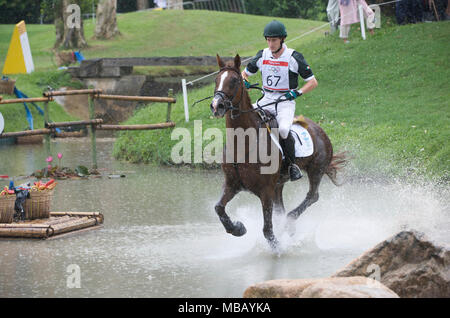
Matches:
[243,277,399,298]
[333,230,450,298]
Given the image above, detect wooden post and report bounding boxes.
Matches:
[43,100,51,156]
[359,4,366,40]
[181,79,189,122]
[89,94,98,170]
[167,89,173,122]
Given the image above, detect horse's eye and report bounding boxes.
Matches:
[230,78,238,88]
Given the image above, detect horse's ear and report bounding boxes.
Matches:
[216,54,225,69]
[234,54,241,70]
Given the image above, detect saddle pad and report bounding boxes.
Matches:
[291,124,314,158]
[268,124,313,159]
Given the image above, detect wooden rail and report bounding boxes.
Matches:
[43,89,102,97]
[95,94,176,103]
[0,97,53,104]
[46,119,103,128]
[97,122,175,130]
[0,128,52,138]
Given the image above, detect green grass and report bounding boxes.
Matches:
[113,21,450,180]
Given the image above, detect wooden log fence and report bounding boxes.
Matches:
[0,88,176,169]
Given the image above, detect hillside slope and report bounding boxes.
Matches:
[113,21,450,179]
[0,10,325,132]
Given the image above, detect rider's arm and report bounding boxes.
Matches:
[298,77,318,95]
[290,51,318,95]
[242,50,263,81]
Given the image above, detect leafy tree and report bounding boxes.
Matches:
[0,0,43,24]
[244,0,329,20]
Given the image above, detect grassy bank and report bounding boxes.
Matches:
[113,21,450,180]
[0,10,325,69]
[0,10,325,132]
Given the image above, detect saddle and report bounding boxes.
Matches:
[256,110,314,160]
[255,108,278,132]
[256,110,309,133]
[293,115,308,129]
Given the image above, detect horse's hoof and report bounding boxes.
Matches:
[231,221,247,237]
[268,238,280,252]
[285,218,297,237]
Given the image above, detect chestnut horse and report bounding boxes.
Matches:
[211,54,345,250]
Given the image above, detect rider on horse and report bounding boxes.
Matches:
[241,20,318,181]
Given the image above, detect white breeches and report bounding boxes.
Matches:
[256,94,296,140]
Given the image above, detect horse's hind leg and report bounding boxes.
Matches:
[286,169,324,235]
[273,183,285,216]
[215,186,246,237]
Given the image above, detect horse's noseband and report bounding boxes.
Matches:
[212,90,236,116]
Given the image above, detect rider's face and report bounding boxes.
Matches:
[266,37,282,53]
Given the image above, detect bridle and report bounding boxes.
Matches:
[213,67,245,119]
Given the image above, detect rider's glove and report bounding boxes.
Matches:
[284,89,302,100]
[244,79,251,89]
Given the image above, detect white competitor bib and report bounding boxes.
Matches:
[261,47,293,92]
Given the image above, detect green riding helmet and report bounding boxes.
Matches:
[263,20,287,38]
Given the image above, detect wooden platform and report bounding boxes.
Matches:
[0,212,103,240]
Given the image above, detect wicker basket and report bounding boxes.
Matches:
[23,190,54,220]
[0,195,16,223]
[0,78,16,95]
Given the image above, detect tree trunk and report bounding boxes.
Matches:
[136,0,148,10]
[54,0,88,49]
[95,0,120,39]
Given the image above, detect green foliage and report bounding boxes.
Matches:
[0,0,99,24]
[0,0,43,24]
[244,0,329,20]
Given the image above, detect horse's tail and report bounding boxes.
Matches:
[326,151,349,186]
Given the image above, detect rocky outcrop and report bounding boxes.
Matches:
[333,230,450,298]
[243,277,399,298]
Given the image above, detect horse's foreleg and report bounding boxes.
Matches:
[260,190,279,250]
[215,186,246,237]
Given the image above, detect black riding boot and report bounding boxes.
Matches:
[280,132,302,181]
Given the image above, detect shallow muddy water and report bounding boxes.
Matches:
[0,139,448,297]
